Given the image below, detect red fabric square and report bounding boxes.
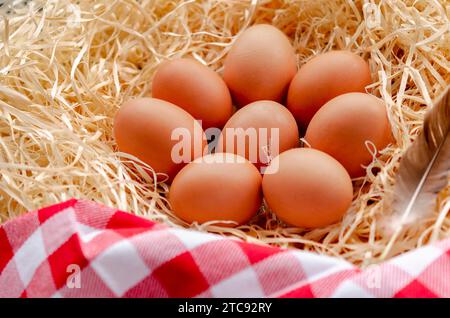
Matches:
[124,275,169,298]
[153,251,209,297]
[0,227,13,274]
[47,234,89,289]
[113,227,151,239]
[190,240,250,285]
[73,200,116,229]
[79,231,123,260]
[38,199,77,224]
[106,211,155,230]
[57,267,116,298]
[3,212,40,252]
[279,284,315,298]
[131,230,187,270]
[416,253,450,297]
[254,252,306,296]
[0,261,26,297]
[394,279,439,298]
[237,241,282,264]
[309,269,357,297]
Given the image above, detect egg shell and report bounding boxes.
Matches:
[223,24,297,107]
[262,148,353,228]
[169,153,262,226]
[216,100,299,171]
[287,50,372,129]
[305,92,393,178]
[113,97,207,181]
[152,58,233,129]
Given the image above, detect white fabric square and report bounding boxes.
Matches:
[293,251,353,281]
[331,280,375,298]
[389,245,443,277]
[211,267,265,298]
[77,223,103,243]
[169,228,223,250]
[91,239,150,296]
[13,228,47,286]
[41,207,77,254]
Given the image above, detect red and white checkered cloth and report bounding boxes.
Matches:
[0,199,449,298]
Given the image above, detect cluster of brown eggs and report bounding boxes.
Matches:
[114,24,392,229]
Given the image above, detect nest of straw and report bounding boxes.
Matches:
[0,0,449,267]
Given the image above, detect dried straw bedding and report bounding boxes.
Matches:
[0,0,448,267]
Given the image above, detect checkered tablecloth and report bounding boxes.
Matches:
[0,199,449,297]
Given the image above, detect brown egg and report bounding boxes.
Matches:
[287,50,372,129]
[216,100,299,172]
[223,24,297,107]
[305,93,393,178]
[169,153,262,226]
[262,148,353,228]
[113,97,207,181]
[152,58,233,129]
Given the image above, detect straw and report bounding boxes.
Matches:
[0,0,448,267]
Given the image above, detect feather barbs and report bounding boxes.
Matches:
[381,87,450,259]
